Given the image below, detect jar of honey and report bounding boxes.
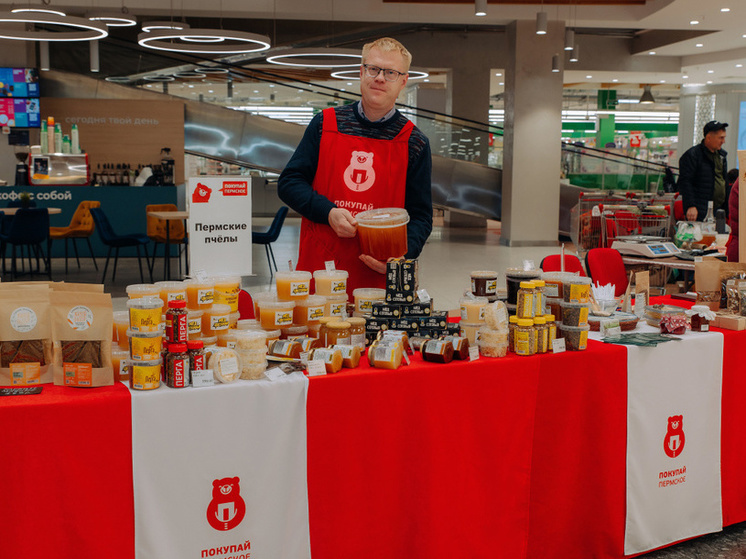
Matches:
[155,281,186,307]
[347,316,366,349]
[217,330,237,348]
[212,275,241,312]
[352,288,386,315]
[201,304,232,337]
[129,359,161,390]
[258,300,295,330]
[281,325,308,339]
[313,269,349,296]
[236,319,261,331]
[184,278,214,310]
[128,329,164,361]
[111,347,129,381]
[324,294,349,318]
[186,310,203,340]
[355,207,409,261]
[113,310,129,349]
[534,316,548,354]
[275,271,311,301]
[127,296,163,334]
[317,316,342,346]
[326,321,351,346]
[293,294,326,326]
[264,329,281,348]
[516,282,535,319]
[459,322,482,345]
[460,296,488,323]
[126,283,159,300]
[471,271,498,297]
[514,318,535,356]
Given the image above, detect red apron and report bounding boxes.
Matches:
[297,107,413,292]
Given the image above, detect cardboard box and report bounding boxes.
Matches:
[712,313,746,331]
[402,300,433,317]
[371,302,402,318]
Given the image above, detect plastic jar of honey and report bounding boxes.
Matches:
[309,347,344,374]
[324,294,349,318]
[212,275,242,312]
[353,288,386,315]
[355,207,409,261]
[275,271,311,301]
[367,341,404,370]
[126,283,159,300]
[264,329,281,347]
[460,296,488,323]
[332,344,361,368]
[326,321,351,346]
[258,300,295,330]
[508,315,518,352]
[317,316,342,346]
[127,296,164,334]
[252,291,277,319]
[155,281,186,307]
[202,304,232,336]
[293,294,326,326]
[128,329,164,361]
[313,269,348,296]
[516,282,535,319]
[421,339,455,364]
[111,347,129,381]
[514,319,535,356]
[113,310,129,349]
[281,325,308,339]
[236,319,261,331]
[505,268,541,306]
[184,278,214,310]
[471,270,498,297]
[459,322,482,345]
[217,330,237,348]
[347,316,366,349]
[534,316,548,354]
[129,359,161,390]
[544,314,557,350]
[187,310,203,340]
[269,339,303,359]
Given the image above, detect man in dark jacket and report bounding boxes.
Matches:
[677,120,729,221]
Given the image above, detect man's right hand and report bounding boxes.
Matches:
[686,206,698,221]
[328,207,358,238]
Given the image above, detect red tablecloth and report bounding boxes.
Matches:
[0,383,134,559]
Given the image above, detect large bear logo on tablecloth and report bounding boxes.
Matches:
[206,477,246,531]
[343,151,376,192]
[663,415,685,458]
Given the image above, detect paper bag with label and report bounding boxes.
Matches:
[633,271,650,318]
[51,291,113,387]
[0,287,53,386]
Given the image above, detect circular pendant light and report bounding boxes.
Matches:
[138,28,270,54]
[0,11,108,41]
[330,68,430,80]
[266,48,361,68]
[143,75,175,82]
[105,76,132,83]
[88,11,137,27]
[141,20,190,32]
[12,7,66,16]
[196,66,230,75]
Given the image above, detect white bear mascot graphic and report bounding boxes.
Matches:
[343,151,376,192]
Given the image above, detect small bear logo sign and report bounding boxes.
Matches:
[192,183,213,204]
[663,415,685,458]
[206,477,246,531]
[343,151,376,192]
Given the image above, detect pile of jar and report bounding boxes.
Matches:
[509,279,557,355]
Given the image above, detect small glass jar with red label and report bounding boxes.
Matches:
[166,300,188,343]
[166,343,190,388]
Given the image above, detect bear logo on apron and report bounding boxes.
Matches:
[343,151,376,192]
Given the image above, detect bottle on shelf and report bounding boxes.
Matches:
[71,124,80,154]
[53,124,62,154]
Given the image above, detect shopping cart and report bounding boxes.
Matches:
[570,191,628,258]
[600,204,672,247]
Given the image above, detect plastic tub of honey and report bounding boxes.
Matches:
[356,207,409,260]
[471,271,498,297]
[217,330,237,348]
[559,301,590,327]
[546,297,562,322]
[237,319,261,331]
[331,344,361,368]
[460,296,488,323]
[187,310,203,340]
[541,272,579,299]
[127,329,164,361]
[126,283,159,300]
[252,291,277,318]
[200,335,218,348]
[128,359,161,390]
[155,281,186,307]
[459,321,483,345]
[282,325,308,339]
[310,347,344,374]
[269,339,303,359]
[127,296,164,333]
[228,312,240,329]
[264,329,281,347]
[367,341,403,370]
[201,304,231,336]
[353,288,386,314]
[294,294,326,325]
[313,269,349,296]
[184,278,214,310]
[275,271,311,301]
[324,294,349,318]
[212,275,241,312]
[258,300,295,330]
[505,268,541,305]
[113,310,129,349]
[111,347,129,382]
[562,276,592,303]
[559,324,590,351]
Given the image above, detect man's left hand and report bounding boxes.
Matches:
[359,254,387,274]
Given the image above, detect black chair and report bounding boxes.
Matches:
[90,207,151,284]
[0,208,51,280]
[252,206,288,276]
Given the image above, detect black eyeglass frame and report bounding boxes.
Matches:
[362,64,406,82]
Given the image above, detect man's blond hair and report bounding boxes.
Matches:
[362,37,412,72]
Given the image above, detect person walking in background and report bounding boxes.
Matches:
[677,120,730,221]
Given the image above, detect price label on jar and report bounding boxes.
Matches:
[307,360,326,376]
[192,369,215,388]
[468,346,480,361]
[552,338,566,353]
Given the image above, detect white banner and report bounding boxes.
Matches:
[188,176,252,276]
[624,331,724,555]
[131,373,311,559]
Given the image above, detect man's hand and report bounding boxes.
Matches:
[686,206,698,221]
[359,254,387,274]
[328,208,357,238]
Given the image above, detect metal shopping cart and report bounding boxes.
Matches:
[600,204,672,247]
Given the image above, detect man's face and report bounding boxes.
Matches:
[359,47,409,114]
[704,129,726,152]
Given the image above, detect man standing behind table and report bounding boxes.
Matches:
[677,120,730,221]
[278,37,433,292]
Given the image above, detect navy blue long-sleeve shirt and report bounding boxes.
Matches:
[278,102,433,259]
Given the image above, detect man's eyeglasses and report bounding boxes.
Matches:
[362,64,406,82]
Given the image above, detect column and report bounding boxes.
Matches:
[500,19,564,246]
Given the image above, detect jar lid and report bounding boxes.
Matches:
[355,207,409,227]
[544,314,556,321]
[126,296,163,310]
[155,281,185,289]
[533,280,546,287]
[328,321,351,330]
[168,300,187,309]
[313,269,349,279]
[509,315,518,323]
[126,283,159,296]
[275,270,312,280]
[187,340,204,350]
[347,317,366,326]
[470,270,498,278]
[169,343,188,352]
[460,296,488,304]
[519,281,534,288]
[259,300,296,310]
[319,316,342,325]
[517,318,534,326]
[534,317,546,325]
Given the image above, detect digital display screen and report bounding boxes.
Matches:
[0,98,40,128]
[0,68,40,98]
[649,244,669,255]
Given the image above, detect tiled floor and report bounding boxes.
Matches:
[11,215,744,557]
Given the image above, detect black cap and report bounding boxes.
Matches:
[703,120,728,135]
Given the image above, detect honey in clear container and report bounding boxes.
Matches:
[275,271,312,301]
[355,207,409,261]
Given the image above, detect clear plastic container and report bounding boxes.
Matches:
[111,347,130,382]
[184,278,214,310]
[127,296,164,333]
[562,276,592,303]
[155,281,186,307]
[313,269,349,296]
[559,300,590,327]
[459,321,483,345]
[352,287,386,314]
[514,318,535,356]
[126,283,159,300]
[233,330,268,350]
[505,268,541,306]
[127,328,164,361]
[275,271,311,301]
[324,294,349,318]
[471,270,498,297]
[460,296,488,323]
[293,294,326,326]
[281,325,308,339]
[559,324,590,351]
[201,304,232,336]
[541,271,580,299]
[237,318,261,331]
[258,300,295,330]
[129,359,162,390]
[264,329,281,347]
[355,207,409,260]
[252,291,277,318]
[113,310,129,349]
[212,275,241,313]
[187,310,203,340]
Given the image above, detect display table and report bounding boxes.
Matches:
[2,302,746,559]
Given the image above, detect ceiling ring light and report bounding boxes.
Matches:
[0,12,108,41]
[173,70,207,78]
[138,29,270,54]
[143,75,175,82]
[330,68,430,80]
[196,67,230,74]
[12,7,66,16]
[105,76,132,83]
[266,48,361,68]
[88,11,137,27]
[141,21,190,32]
